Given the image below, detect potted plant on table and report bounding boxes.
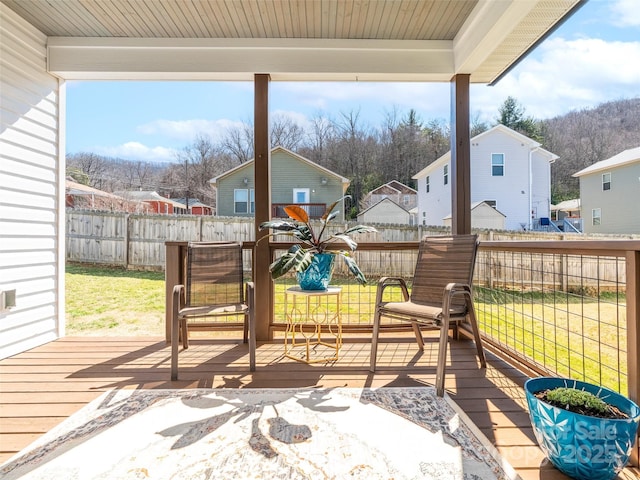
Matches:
[524,376,640,480]
[259,196,377,290]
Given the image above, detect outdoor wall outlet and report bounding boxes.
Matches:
[0,290,16,310]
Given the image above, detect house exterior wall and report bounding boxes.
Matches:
[443,203,506,230]
[415,128,552,230]
[216,149,346,219]
[358,201,410,225]
[0,5,64,359]
[580,161,640,234]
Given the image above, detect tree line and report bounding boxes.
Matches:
[67,97,640,217]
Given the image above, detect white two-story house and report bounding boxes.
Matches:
[413,125,558,231]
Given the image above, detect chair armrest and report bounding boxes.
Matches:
[172,284,185,310]
[376,276,410,305]
[442,282,472,313]
[245,282,255,307]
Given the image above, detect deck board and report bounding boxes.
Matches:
[1,335,638,479]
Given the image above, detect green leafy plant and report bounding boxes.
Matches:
[537,386,627,419]
[259,196,377,285]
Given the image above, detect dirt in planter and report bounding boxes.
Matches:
[535,389,630,419]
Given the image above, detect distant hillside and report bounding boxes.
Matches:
[540,98,640,202]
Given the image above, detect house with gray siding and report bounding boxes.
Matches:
[573,147,640,234]
[412,124,558,231]
[210,146,350,220]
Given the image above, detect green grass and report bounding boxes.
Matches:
[65,263,165,335]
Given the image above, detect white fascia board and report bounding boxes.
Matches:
[453,0,536,74]
[48,37,454,81]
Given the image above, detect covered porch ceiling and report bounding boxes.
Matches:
[2,0,583,83]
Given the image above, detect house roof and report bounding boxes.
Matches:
[370,181,417,195]
[358,197,411,216]
[442,201,506,219]
[551,199,580,212]
[209,146,350,186]
[572,147,640,177]
[1,0,584,85]
[171,198,212,209]
[115,191,187,208]
[412,124,559,179]
[66,180,124,199]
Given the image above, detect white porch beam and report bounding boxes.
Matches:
[47,37,453,81]
[453,0,536,74]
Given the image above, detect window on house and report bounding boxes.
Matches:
[592,208,601,226]
[403,195,410,205]
[602,173,611,191]
[491,153,505,176]
[426,176,430,193]
[443,165,448,185]
[234,189,248,213]
[249,189,255,214]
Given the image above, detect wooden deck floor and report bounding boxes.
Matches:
[1,334,638,480]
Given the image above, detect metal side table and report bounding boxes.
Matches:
[284,286,343,363]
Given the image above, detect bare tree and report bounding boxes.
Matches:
[270,114,307,150]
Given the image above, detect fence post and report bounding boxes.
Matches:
[626,249,639,466]
[123,213,130,269]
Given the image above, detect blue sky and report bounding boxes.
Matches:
[66,0,640,163]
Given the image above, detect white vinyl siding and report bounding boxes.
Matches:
[0,5,63,359]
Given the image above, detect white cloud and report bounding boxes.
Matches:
[610,0,640,27]
[472,36,640,121]
[95,142,178,163]
[137,118,245,142]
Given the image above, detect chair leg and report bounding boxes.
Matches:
[435,314,450,397]
[243,315,249,344]
[369,308,382,372]
[171,313,180,381]
[249,311,256,372]
[411,321,424,351]
[181,319,189,349]
[466,297,486,368]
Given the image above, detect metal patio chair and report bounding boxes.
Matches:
[369,234,486,396]
[170,241,255,380]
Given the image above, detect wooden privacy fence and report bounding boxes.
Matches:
[66,210,636,288]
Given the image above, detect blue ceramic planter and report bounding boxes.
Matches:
[297,253,335,290]
[524,377,640,480]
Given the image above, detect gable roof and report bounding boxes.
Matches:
[572,147,640,177]
[358,197,410,216]
[370,181,417,195]
[412,124,558,179]
[442,201,506,219]
[210,146,350,186]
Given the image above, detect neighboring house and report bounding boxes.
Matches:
[573,147,640,234]
[360,181,417,212]
[210,146,350,220]
[171,198,214,216]
[115,191,187,214]
[357,197,412,225]
[66,180,142,213]
[551,199,582,233]
[443,201,506,230]
[413,125,558,231]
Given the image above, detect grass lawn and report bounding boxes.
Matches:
[66,263,165,336]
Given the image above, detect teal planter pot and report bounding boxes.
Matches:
[297,253,335,290]
[525,377,640,480]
